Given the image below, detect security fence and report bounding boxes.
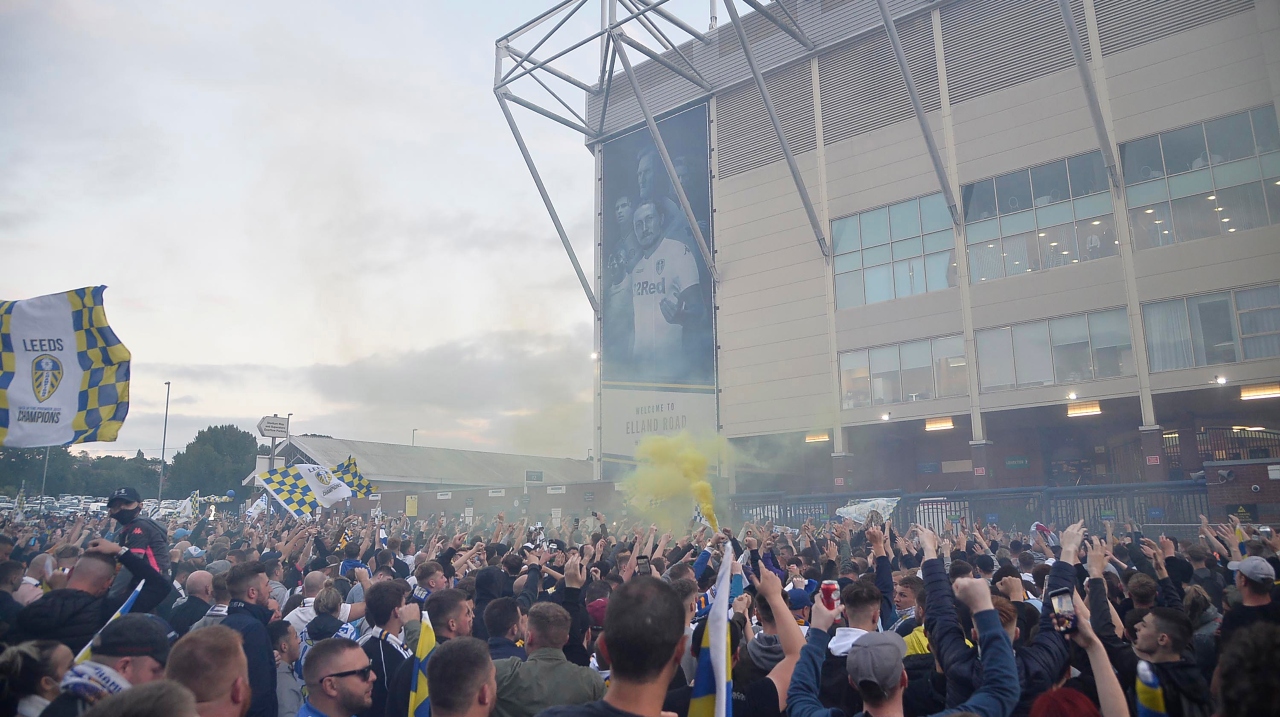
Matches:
[731,480,1210,535]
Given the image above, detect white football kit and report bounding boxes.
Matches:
[631,237,699,370]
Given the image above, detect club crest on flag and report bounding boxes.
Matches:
[31,355,62,403]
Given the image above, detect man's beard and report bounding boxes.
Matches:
[339,684,373,713]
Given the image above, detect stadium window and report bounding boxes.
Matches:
[1088,309,1135,379]
[840,334,968,410]
[870,346,901,405]
[962,150,1115,285]
[1122,105,1280,250]
[976,308,1136,391]
[832,193,957,308]
[931,336,968,398]
[839,350,871,409]
[1236,284,1280,360]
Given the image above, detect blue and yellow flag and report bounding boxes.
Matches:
[1,287,131,448]
[334,455,376,497]
[260,466,321,518]
[689,546,734,717]
[409,613,437,717]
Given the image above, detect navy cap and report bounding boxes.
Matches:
[108,487,141,506]
[787,588,813,611]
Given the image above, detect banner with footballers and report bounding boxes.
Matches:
[599,103,717,480]
[0,287,131,448]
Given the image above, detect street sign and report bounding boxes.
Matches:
[525,470,544,483]
[257,415,289,438]
[583,491,594,503]
[369,493,381,501]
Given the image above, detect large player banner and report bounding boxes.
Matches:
[600,104,717,479]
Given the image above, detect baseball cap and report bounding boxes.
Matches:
[206,559,232,576]
[107,487,141,507]
[1227,555,1276,583]
[787,588,812,611]
[173,528,191,541]
[93,614,172,666]
[185,546,206,559]
[260,550,282,563]
[846,631,908,700]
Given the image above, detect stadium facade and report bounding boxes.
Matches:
[497,0,1280,499]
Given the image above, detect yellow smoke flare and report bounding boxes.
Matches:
[624,433,721,532]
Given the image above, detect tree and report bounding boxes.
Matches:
[164,425,258,498]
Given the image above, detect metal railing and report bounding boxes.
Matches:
[731,480,1210,534]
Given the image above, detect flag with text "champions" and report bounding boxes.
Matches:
[1,287,131,448]
[259,464,352,518]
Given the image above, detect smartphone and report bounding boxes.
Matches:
[591,511,599,519]
[1049,588,1077,633]
[636,554,652,576]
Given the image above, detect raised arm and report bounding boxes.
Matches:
[949,578,1020,717]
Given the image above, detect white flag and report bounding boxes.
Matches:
[300,464,352,508]
[693,502,714,529]
[246,494,269,520]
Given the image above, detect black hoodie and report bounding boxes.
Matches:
[7,549,169,651]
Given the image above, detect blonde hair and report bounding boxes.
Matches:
[314,585,344,616]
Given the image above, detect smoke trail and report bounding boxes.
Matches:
[621,432,727,533]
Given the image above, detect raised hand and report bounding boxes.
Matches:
[564,555,586,588]
[953,577,995,613]
[1086,537,1108,578]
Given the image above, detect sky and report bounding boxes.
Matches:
[0,0,714,461]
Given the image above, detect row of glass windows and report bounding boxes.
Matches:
[961,150,1119,283]
[832,193,958,308]
[832,107,1280,309]
[975,308,1135,392]
[837,285,1280,411]
[1122,107,1280,250]
[839,335,967,409]
[1143,284,1280,371]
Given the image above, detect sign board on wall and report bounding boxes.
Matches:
[525,470,543,483]
[1225,503,1258,522]
[405,495,418,517]
[547,485,566,495]
[918,462,941,474]
[465,498,474,507]
[437,492,452,500]
[488,489,506,497]
[584,492,594,503]
[599,103,717,481]
[1004,457,1030,469]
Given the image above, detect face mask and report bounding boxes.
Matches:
[113,507,141,525]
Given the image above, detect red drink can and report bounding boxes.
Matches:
[820,580,840,610]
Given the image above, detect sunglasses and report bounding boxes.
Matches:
[322,664,375,682]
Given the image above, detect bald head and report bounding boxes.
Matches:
[185,571,214,601]
[303,571,328,597]
[67,553,118,596]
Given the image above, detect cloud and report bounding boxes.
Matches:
[115,327,594,460]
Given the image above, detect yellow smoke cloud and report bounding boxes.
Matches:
[622,432,725,533]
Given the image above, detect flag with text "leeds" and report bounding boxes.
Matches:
[1,287,131,448]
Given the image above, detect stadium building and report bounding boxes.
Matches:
[496,0,1280,521]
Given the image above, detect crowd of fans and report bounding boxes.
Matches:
[0,484,1278,717]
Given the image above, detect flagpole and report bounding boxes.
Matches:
[158,381,170,501]
[38,447,51,501]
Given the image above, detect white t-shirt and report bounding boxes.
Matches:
[631,237,698,367]
[286,598,353,634]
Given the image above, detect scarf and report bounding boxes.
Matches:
[60,661,130,707]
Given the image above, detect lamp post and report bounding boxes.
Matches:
[158,381,170,501]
